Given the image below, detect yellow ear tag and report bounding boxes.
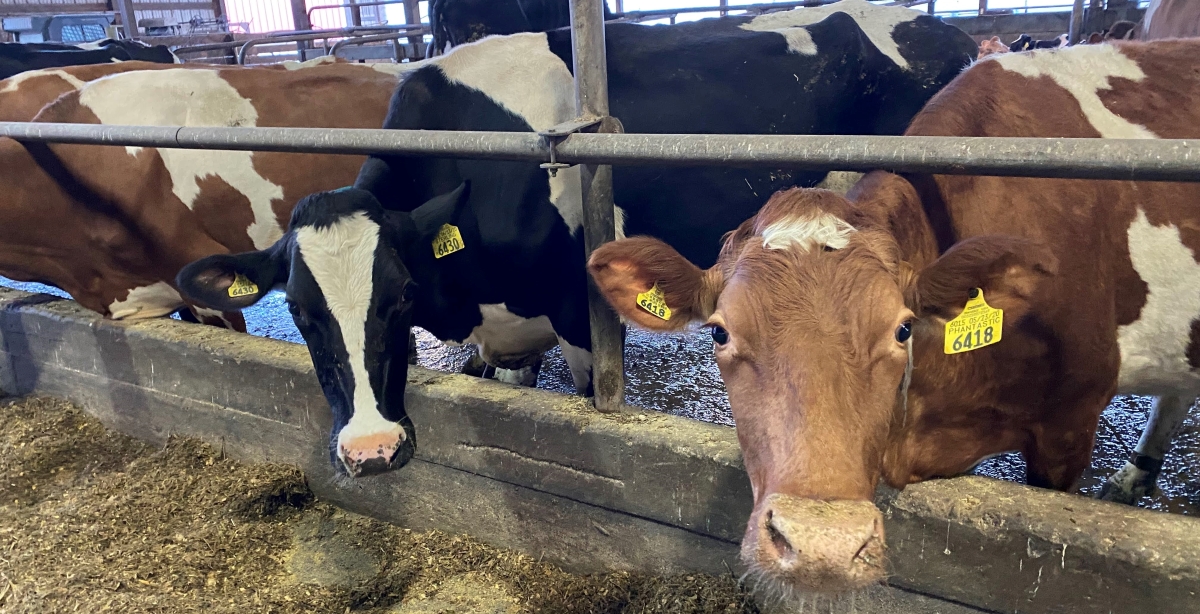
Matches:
[944,288,1003,354]
[432,223,465,259]
[636,284,672,321]
[227,273,259,299]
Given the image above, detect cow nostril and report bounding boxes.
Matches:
[851,520,884,567]
[339,453,360,478]
[765,513,796,562]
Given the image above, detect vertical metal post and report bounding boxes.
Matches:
[927,0,935,15]
[1070,0,1085,42]
[403,0,422,48]
[977,0,986,15]
[116,0,139,37]
[290,0,313,58]
[720,0,728,17]
[569,0,625,412]
[290,0,312,30]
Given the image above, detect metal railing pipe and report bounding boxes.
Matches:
[570,0,624,411]
[328,30,428,59]
[612,0,832,21]
[238,31,351,64]
[236,28,421,64]
[2,123,1200,182]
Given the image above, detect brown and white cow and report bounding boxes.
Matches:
[0,61,176,122]
[589,40,1200,594]
[0,60,410,328]
[0,55,347,123]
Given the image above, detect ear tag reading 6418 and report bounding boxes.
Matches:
[637,284,672,321]
[227,273,259,298]
[944,288,1002,354]
[432,223,465,259]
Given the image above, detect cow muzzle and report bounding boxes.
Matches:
[742,494,886,594]
[336,424,414,477]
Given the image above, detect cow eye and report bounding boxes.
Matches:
[710,325,729,346]
[401,281,418,302]
[287,302,309,326]
[895,321,912,344]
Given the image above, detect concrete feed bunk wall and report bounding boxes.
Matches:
[0,287,1195,613]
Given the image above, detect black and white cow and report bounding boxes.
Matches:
[178,0,977,476]
[429,0,614,54]
[0,39,179,80]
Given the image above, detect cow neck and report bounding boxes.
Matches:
[874,174,1028,489]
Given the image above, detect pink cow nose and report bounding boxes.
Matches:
[338,429,409,477]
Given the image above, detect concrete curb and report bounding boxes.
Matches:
[0,287,1195,613]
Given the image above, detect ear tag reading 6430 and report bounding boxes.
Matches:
[636,284,672,321]
[944,288,1002,354]
[227,273,259,298]
[432,223,465,259]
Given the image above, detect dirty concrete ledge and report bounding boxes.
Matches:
[0,287,1195,614]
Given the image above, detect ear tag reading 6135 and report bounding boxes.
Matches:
[227,273,259,299]
[636,284,672,321]
[944,288,1003,354]
[432,223,465,259]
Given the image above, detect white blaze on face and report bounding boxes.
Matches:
[1116,209,1200,396]
[108,282,184,319]
[295,212,404,446]
[78,69,286,250]
[0,68,87,94]
[993,45,1157,139]
[741,0,922,66]
[761,211,856,252]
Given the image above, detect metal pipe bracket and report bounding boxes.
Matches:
[538,118,602,176]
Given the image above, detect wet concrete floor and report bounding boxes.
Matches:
[4,279,1197,515]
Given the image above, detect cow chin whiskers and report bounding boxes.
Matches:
[326,436,359,486]
[738,565,887,614]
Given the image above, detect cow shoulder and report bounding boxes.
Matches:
[432,32,575,132]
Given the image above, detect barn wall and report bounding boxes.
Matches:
[0,286,1196,614]
[132,0,218,29]
[0,0,108,16]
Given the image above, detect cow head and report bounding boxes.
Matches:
[177,183,472,477]
[588,177,1053,595]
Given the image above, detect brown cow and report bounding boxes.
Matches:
[589,39,1200,595]
[0,61,411,328]
[1143,0,1200,39]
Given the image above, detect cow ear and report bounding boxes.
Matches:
[911,235,1057,325]
[588,236,721,332]
[410,182,471,239]
[176,248,285,311]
